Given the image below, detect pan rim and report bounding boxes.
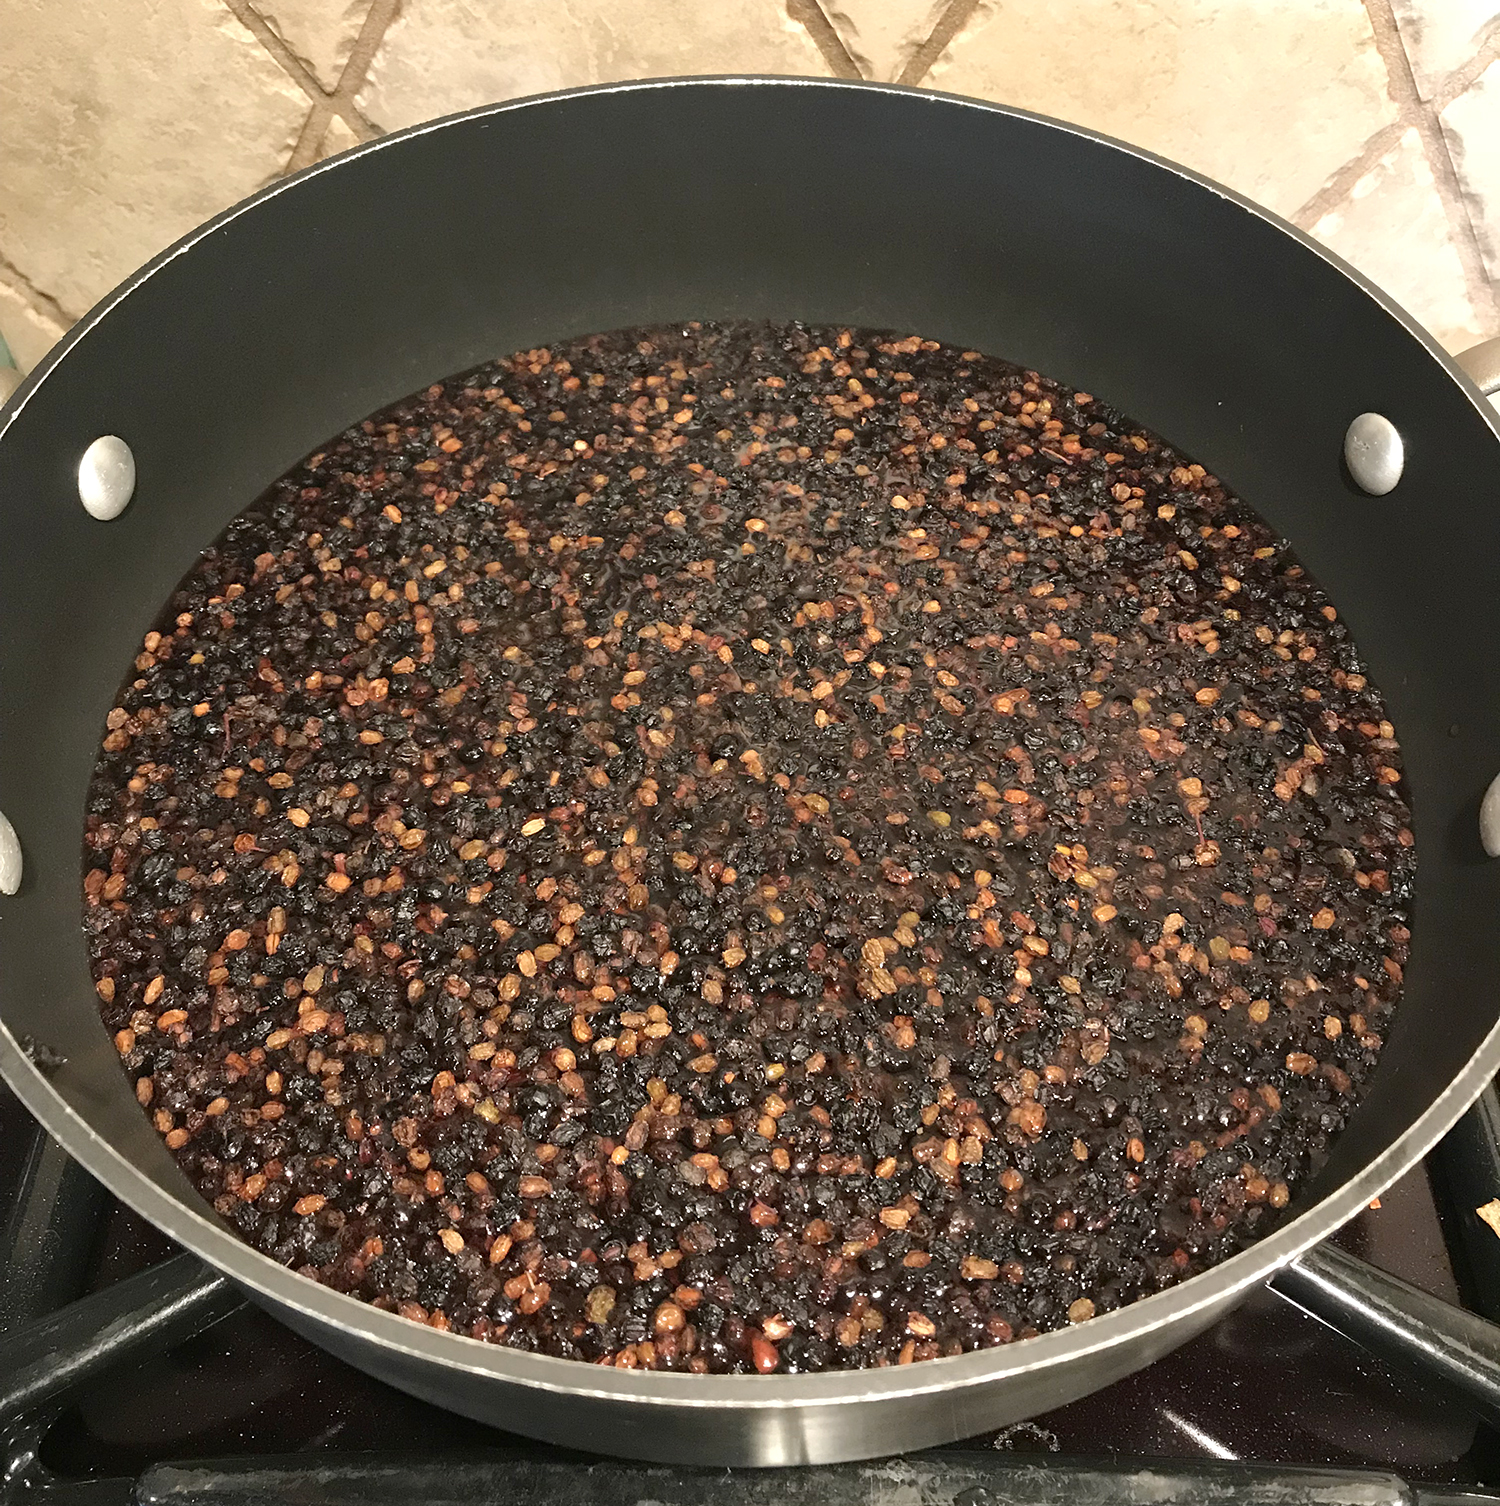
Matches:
[3,72,1499,1416]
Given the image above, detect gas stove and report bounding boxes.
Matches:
[3,1081,1499,1505]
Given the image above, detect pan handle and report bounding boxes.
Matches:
[1270,1240,1500,1427]
[1457,335,1500,396]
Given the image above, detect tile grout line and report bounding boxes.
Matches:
[336,98,389,144]
[1362,0,1500,334]
[1432,13,1500,111]
[329,0,403,141]
[1428,19,1500,320]
[0,246,78,329]
[1292,28,1498,239]
[282,100,336,177]
[785,0,863,80]
[1290,119,1408,231]
[220,0,328,104]
[898,0,983,87]
[282,0,402,176]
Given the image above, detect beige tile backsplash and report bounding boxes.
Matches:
[0,0,308,337]
[356,0,828,135]
[1310,124,1483,350]
[1444,60,1500,285]
[1,0,1496,373]
[814,0,950,82]
[930,1,1398,221]
[253,0,368,92]
[1392,0,1498,96]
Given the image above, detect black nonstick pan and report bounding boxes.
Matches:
[3,77,1500,1466]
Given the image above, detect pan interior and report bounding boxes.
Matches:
[2,79,1498,1320]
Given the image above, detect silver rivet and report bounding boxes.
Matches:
[0,809,21,895]
[1344,413,1404,496]
[1482,774,1500,858]
[78,435,136,520]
